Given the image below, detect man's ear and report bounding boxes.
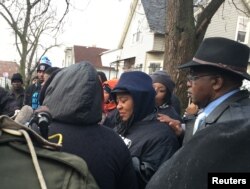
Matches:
[212,76,223,91]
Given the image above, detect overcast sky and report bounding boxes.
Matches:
[0,0,132,67]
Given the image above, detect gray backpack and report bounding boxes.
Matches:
[0,115,99,189]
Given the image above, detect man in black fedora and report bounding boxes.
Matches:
[146,38,250,189]
[158,37,250,144]
[181,37,250,143]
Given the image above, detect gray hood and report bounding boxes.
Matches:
[43,61,102,125]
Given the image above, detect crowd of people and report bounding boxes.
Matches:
[0,37,250,188]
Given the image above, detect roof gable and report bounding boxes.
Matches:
[141,0,166,34]
[140,0,205,34]
[119,0,249,48]
[73,46,108,68]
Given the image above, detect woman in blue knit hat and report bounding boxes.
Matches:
[111,71,180,189]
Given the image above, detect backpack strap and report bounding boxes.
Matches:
[0,115,99,189]
[2,128,47,189]
[0,115,62,189]
[0,115,61,150]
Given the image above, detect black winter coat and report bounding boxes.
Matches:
[183,90,250,144]
[43,62,138,189]
[24,82,41,109]
[10,87,25,109]
[0,87,17,116]
[125,114,180,188]
[146,117,250,189]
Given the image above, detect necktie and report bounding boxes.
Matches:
[193,109,206,135]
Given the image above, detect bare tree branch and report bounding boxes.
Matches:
[0,0,71,85]
[232,0,250,17]
[195,0,225,42]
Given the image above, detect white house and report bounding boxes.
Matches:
[101,0,250,77]
[101,0,166,77]
[204,0,250,47]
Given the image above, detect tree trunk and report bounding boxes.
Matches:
[19,40,28,87]
[164,0,225,113]
[164,0,197,113]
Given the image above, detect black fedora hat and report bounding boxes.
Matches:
[178,37,250,80]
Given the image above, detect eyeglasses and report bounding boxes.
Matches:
[187,74,216,82]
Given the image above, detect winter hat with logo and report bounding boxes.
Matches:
[37,56,52,72]
[11,73,23,84]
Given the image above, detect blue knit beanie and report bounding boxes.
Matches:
[37,56,52,71]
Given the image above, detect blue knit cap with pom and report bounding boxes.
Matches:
[37,56,52,71]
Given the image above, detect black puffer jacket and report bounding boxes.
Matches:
[43,62,138,189]
[127,114,180,188]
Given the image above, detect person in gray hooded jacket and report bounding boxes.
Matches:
[42,62,138,189]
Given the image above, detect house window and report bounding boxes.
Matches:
[132,20,142,44]
[148,63,161,74]
[133,64,143,71]
[123,58,135,71]
[235,16,250,44]
[132,29,141,43]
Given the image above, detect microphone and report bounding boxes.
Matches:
[15,105,34,126]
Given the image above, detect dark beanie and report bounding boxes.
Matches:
[150,70,175,94]
[37,64,51,72]
[11,73,23,84]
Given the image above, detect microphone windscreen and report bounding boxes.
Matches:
[15,105,34,125]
